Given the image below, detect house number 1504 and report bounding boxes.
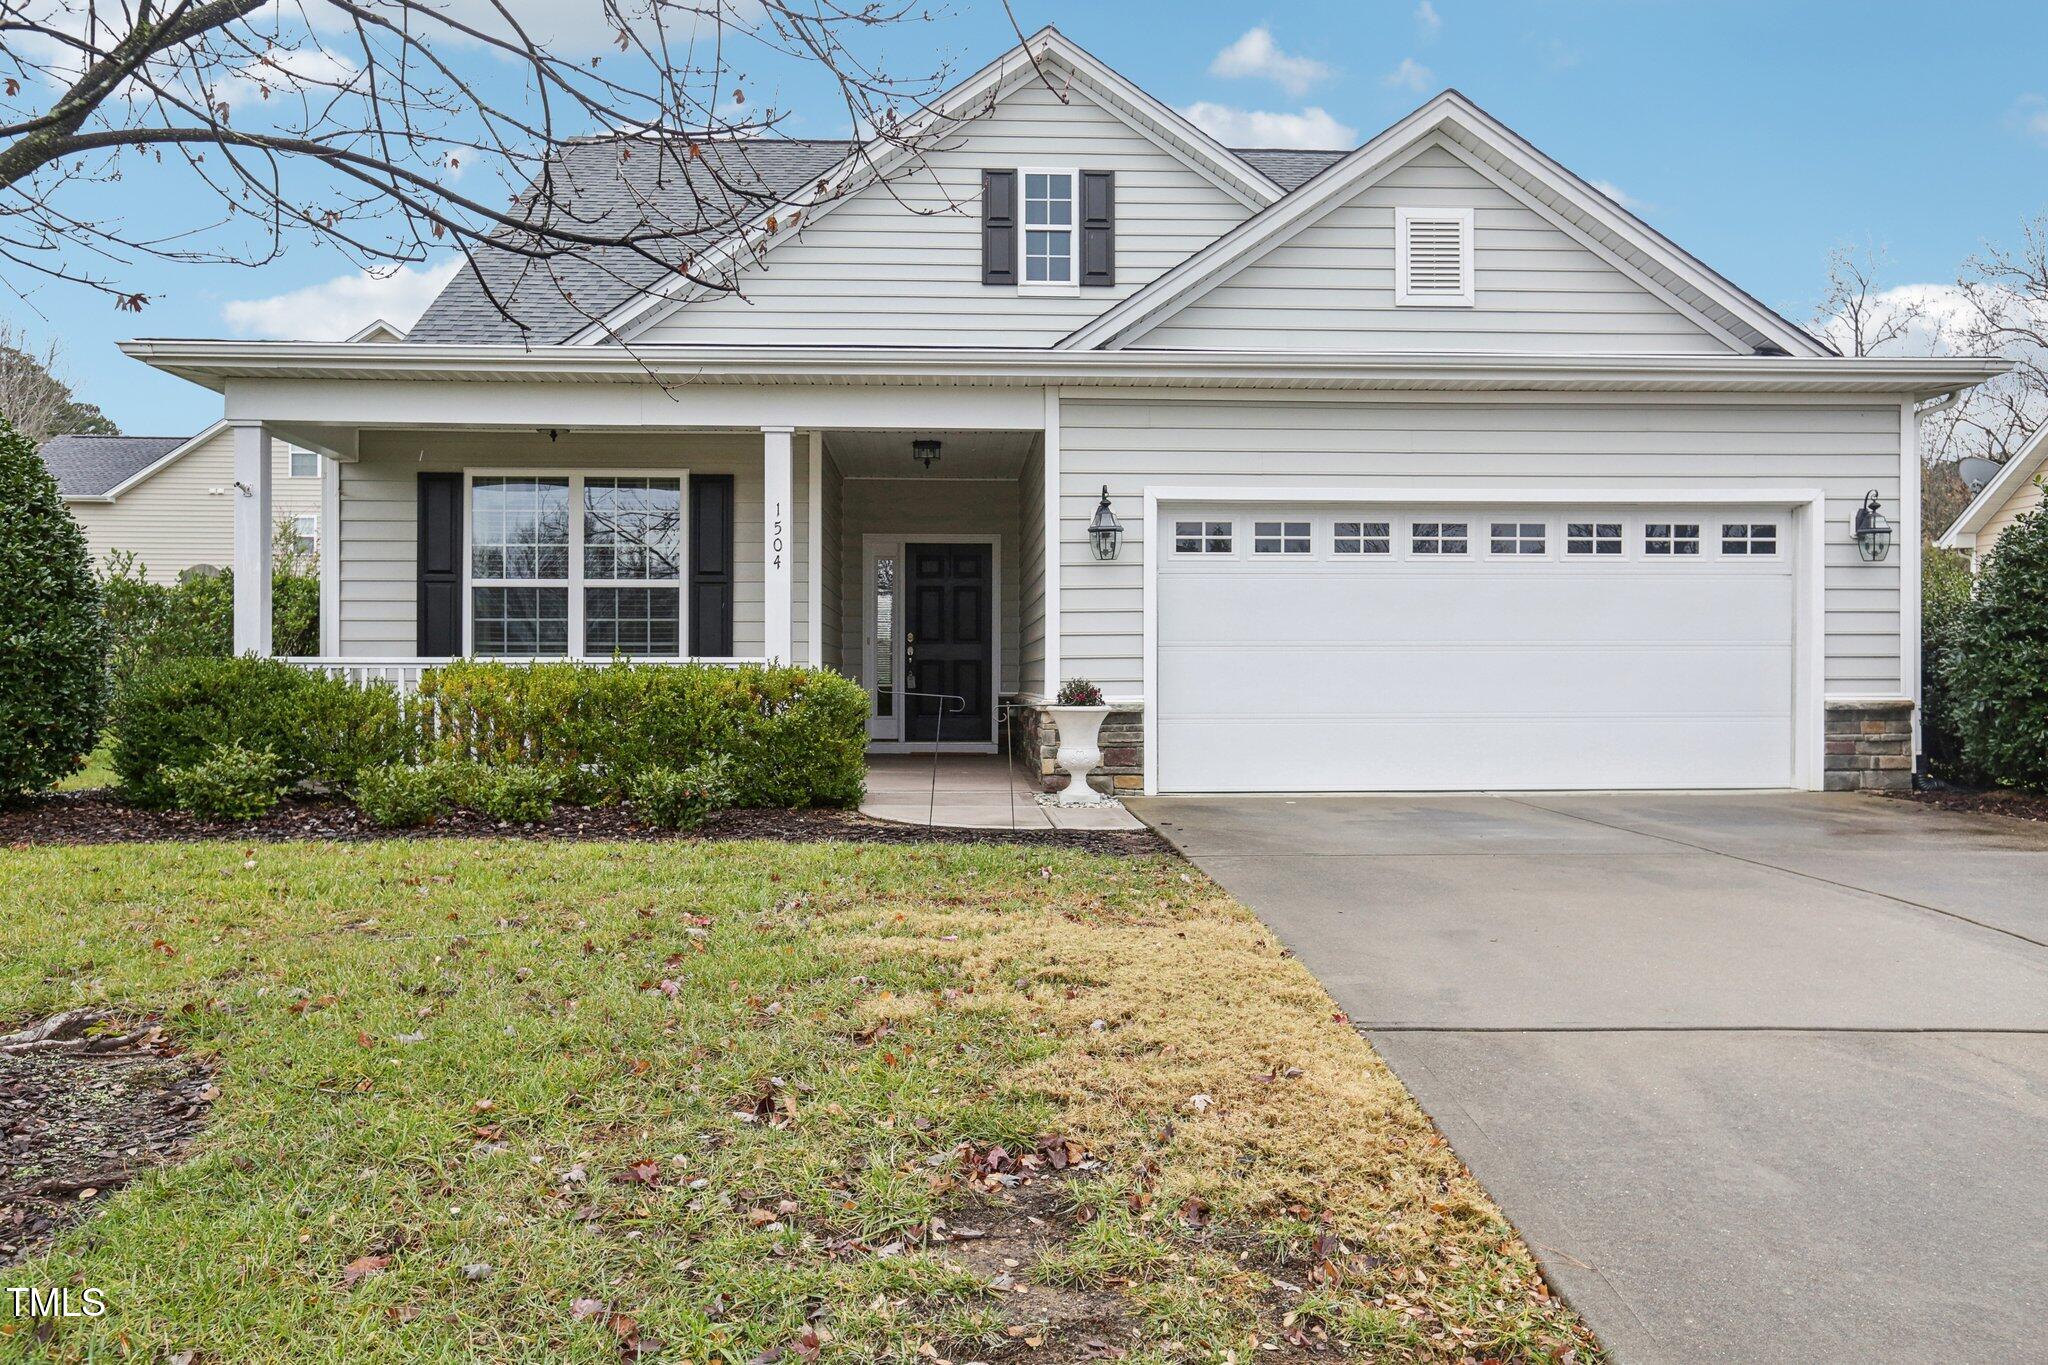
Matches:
[772,502,784,569]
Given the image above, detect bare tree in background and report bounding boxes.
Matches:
[0,0,993,330]
[1811,243,1927,358]
[0,318,117,440]
[1810,236,2048,535]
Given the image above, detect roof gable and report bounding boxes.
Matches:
[1938,423,2048,547]
[1062,90,1830,358]
[585,27,1285,345]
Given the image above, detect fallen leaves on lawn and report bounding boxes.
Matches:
[339,1254,390,1288]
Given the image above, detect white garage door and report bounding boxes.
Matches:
[1155,504,1798,792]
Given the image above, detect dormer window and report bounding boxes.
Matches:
[983,169,1115,292]
[1394,206,1475,307]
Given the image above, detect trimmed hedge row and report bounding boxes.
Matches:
[111,656,867,812]
[1939,501,2048,791]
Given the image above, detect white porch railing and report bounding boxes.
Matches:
[283,656,769,695]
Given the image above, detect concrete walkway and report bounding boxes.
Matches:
[861,754,1143,831]
[1128,790,2048,1364]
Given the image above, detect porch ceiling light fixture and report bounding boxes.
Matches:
[912,438,942,470]
[1088,485,1123,561]
[1853,488,1893,562]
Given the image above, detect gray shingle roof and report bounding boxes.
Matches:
[407,138,1353,344]
[409,137,853,345]
[39,433,186,497]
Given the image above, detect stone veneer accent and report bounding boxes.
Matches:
[1011,703,1145,795]
[1824,699,1916,792]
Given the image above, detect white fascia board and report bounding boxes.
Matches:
[1935,423,2048,547]
[574,27,1282,346]
[1063,89,1833,359]
[94,419,231,501]
[119,338,2007,399]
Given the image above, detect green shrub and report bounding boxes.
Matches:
[1941,501,2048,790]
[0,418,107,798]
[629,756,735,830]
[353,761,462,829]
[164,741,287,820]
[111,656,409,806]
[1920,546,1978,781]
[98,534,319,694]
[467,765,560,823]
[416,662,866,808]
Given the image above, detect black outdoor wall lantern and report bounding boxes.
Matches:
[1089,486,1123,561]
[1854,489,1893,562]
[912,439,942,470]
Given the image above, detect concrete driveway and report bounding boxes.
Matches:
[1127,791,2048,1365]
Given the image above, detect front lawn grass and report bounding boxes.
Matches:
[0,841,1597,1362]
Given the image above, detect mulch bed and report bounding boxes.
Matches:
[0,791,1171,858]
[2,1011,217,1266]
[1889,785,2048,826]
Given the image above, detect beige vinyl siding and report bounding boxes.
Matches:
[1976,474,2044,559]
[68,426,321,582]
[1057,396,1903,696]
[337,431,766,657]
[820,450,845,670]
[1139,142,1734,355]
[835,478,1023,697]
[634,81,1253,347]
[1018,439,1048,698]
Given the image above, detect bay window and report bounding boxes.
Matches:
[467,472,683,658]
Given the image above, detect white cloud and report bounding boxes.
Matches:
[1181,102,1358,149]
[1590,179,1649,214]
[1208,27,1332,97]
[222,259,461,340]
[1415,1,1442,40]
[1811,281,1978,358]
[1383,58,1433,94]
[2010,94,2048,149]
[215,48,360,109]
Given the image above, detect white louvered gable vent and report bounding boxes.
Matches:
[1394,206,1475,307]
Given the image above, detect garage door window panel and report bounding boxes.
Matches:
[1333,520,1392,556]
[1721,522,1777,556]
[1173,519,1233,556]
[1253,520,1313,556]
[1645,522,1701,556]
[1566,521,1624,557]
[1488,521,1547,557]
[1411,521,1469,556]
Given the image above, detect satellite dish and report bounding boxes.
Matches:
[1957,457,2004,494]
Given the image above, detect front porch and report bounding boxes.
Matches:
[224,410,1134,789]
[860,755,1143,831]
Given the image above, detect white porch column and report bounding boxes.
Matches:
[231,421,274,657]
[762,426,794,663]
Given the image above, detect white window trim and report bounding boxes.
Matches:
[1643,519,1704,559]
[1250,517,1314,556]
[1169,515,1237,558]
[1563,516,1629,559]
[291,513,318,547]
[1407,516,1472,558]
[1017,166,1080,297]
[1330,514,1395,559]
[461,468,689,660]
[1394,205,1476,308]
[286,444,321,479]
[1484,517,1550,559]
[1718,519,1782,558]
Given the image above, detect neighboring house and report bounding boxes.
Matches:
[122,28,2001,795]
[41,422,324,582]
[1936,425,2047,568]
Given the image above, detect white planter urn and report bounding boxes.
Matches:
[1047,704,1114,807]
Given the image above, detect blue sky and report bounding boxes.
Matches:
[18,0,2048,433]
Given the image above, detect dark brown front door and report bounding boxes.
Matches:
[904,543,992,743]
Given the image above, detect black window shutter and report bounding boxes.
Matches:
[688,474,735,657]
[416,472,462,656]
[981,170,1017,285]
[1080,171,1115,287]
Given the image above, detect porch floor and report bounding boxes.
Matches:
[860,755,1143,832]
